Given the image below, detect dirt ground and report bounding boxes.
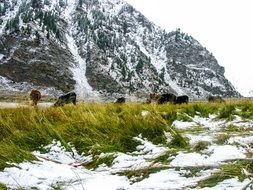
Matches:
[0,90,57,108]
[0,102,54,109]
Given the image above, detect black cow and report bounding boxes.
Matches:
[115,97,125,104]
[157,93,177,104]
[175,95,189,104]
[54,92,77,106]
[207,96,225,103]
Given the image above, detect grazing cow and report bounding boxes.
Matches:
[207,96,225,103]
[54,92,77,106]
[175,95,189,104]
[157,93,177,104]
[147,93,161,103]
[30,89,41,106]
[115,97,125,104]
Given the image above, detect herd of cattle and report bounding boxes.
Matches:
[29,89,226,107]
[30,90,76,106]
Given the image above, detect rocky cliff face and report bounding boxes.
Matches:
[0,0,241,99]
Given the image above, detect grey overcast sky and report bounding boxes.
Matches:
[125,0,253,97]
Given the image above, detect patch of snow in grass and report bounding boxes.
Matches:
[0,140,129,190]
[0,159,130,190]
[172,114,224,130]
[186,134,213,145]
[67,174,130,190]
[226,115,253,128]
[172,120,196,129]
[191,115,225,130]
[0,137,169,189]
[170,145,246,167]
[172,114,253,132]
[33,140,92,165]
[111,153,151,172]
[228,136,253,148]
[133,136,168,157]
[141,110,149,117]
[100,136,168,173]
[199,177,251,190]
[131,169,217,190]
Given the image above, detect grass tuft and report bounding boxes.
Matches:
[193,141,211,152]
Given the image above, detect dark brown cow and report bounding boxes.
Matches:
[30,90,41,106]
[115,97,125,104]
[158,93,177,104]
[207,96,225,103]
[147,93,161,103]
[175,95,189,104]
[54,92,77,106]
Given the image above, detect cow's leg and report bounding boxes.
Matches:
[72,98,77,105]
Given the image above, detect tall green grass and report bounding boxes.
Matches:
[0,103,174,170]
[0,100,253,171]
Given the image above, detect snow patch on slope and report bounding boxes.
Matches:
[100,0,126,16]
[0,54,4,61]
[0,76,62,96]
[0,0,22,35]
[63,0,95,99]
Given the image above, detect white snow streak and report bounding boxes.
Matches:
[0,54,4,60]
[63,0,94,99]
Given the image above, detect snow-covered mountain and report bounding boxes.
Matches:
[0,0,241,99]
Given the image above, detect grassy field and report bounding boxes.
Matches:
[0,100,253,189]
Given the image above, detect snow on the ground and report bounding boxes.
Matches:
[186,134,213,145]
[0,159,130,190]
[172,114,226,131]
[33,140,93,164]
[141,110,149,117]
[199,177,251,190]
[131,169,217,190]
[0,136,168,189]
[0,140,130,190]
[172,113,253,131]
[133,136,168,157]
[228,136,253,148]
[115,136,167,169]
[170,145,246,167]
[171,113,252,167]
[97,135,168,173]
[0,113,253,189]
[172,120,197,129]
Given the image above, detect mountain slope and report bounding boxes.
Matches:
[0,0,241,99]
